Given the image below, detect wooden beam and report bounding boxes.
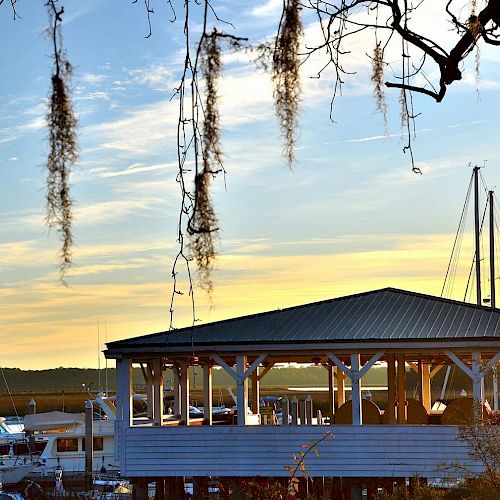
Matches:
[243,353,268,380]
[445,351,474,379]
[407,361,419,374]
[212,354,237,380]
[325,353,352,378]
[430,365,444,379]
[485,351,500,371]
[358,351,384,378]
[257,363,275,381]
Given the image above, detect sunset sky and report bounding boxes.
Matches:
[1,1,500,369]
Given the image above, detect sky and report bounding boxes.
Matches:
[1,0,500,369]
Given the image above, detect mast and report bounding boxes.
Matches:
[490,190,496,309]
[474,166,482,305]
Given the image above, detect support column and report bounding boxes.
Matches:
[116,358,133,427]
[396,354,406,424]
[144,363,154,420]
[386,354,396,424]
[85,400,93,489]
[203,363,213,424]
[337,369,346,408]
[471,352,484,405]
[236,355,248,426]
[251,369,260,415]
[494,366,499,412]
[115,358,133,470]
[418,362,431,412]
[180,361,190,425]
[152,358,164,426]
[327,365,335,417]
[350,353,362,426]
[173,364,181,417]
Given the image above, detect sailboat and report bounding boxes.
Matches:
[440,165,499,408]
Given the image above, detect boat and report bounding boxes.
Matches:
[0,455,39,485]
[23,395,118,478]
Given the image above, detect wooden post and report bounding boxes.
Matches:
[493,365,499,412]
[337,369,345,408]
[132,479,148,500]
[116,358,133,427]
[236,355,248,426]
[173,364,181,417]
[351,353,362,425]
[155,479,165,500]
[327,365,335,417]
[145,363,154,420]
[282,395,289,425]
[418,361,431,412]
[85,400,93,490]
[152,358,163,426]
[396,354,406,424]
[386,354,396,424]
[180,361,190,425]
[251,369,259,415]
[472,352,483,419]
[305,394,313,425]
[203,363,213,424]
[291,396,298,425]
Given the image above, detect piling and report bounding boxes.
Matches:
[84,400,93,490]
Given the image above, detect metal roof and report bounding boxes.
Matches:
[106,288,500,354]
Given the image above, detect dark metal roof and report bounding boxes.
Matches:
[106,288,500,353]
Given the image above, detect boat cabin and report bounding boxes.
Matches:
[105,287,500,497]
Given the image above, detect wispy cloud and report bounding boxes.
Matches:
[98,162,176,178]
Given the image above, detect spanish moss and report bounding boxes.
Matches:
[46,1,78,284]
[272,0,302,166]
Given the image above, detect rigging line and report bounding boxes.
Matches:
[446,175,473,297]
[464,201,489,302]
[441,172,474,297]
[0,368,20,421]
[447,212,468,298]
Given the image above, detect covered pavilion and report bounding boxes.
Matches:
[105,287,500,498]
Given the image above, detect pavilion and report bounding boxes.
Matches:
[105,287,500,498]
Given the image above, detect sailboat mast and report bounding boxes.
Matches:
[490,190,496,308]
[474,166,482,305]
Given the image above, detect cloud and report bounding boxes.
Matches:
[85,100,178,154]
[248,0,282,18]
[98,162,176,178]
[81,73,106,85]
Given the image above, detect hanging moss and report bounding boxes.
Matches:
[187,31,222,292]
[272,0,302,166]
[371,42,387,130]
[46,2,78,284]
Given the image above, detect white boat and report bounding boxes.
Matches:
[23,395,118,477]
[0,456,39,485]
[0,418,24,442]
